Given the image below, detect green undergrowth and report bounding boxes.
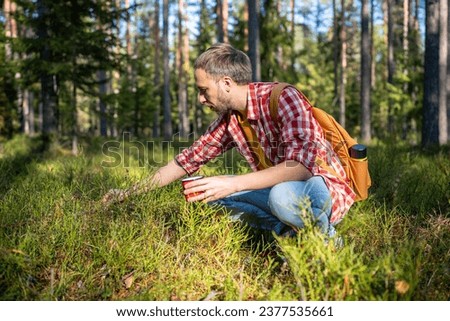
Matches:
[0,135,448,300]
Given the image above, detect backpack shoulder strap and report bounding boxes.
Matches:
[269,82,291,120]
[269,83,316,121]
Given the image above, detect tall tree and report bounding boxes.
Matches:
[177,0,189,138]
[448,0,450,139]
[438,0,448,144]
[370,0,375,89]
[248,0,260,81]
[97,70,108,137]
[2,0,18,137]
[217,0,229,43]
[36,0,58,137]
[152,0,161,138]
[339,0,347,127]
[361,0,371,142]
[402,0,409,86]
[11,0,123,143]
[275,0,283,72]
[243,0,249,52]
[162,0,172,139]
[386,0,395,133]
[422,0,440,146]
[332,0,339,104]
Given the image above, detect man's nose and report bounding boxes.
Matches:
[198,93,207,105]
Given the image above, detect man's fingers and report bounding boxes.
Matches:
[101,189,126,205]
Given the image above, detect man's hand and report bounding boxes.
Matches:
[101,188,129,205]
[183,175,239,203]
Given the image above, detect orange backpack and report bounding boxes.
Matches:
[269,83,372,201]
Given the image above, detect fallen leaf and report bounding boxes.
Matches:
[395,280,410,294]
[122,271,135,289]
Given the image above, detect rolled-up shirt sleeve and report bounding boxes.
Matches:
[174,115,235,175]
[276,87,326,173]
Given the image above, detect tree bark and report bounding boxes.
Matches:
[361,0,372,142]
[163,0,173,140]
[71,84,79,155]
[370,0,375,88]
[387,0,395,134]
[23,90,35,135]
[178,0,190,139]
[217,0,229,43]
[339,0,347,127]
[243,1,249,52]
[422,0,440,146]
[333,0,339,104]
[447,0,450,140]
[438,0,448,144]
[37,0,58,137]
[403,0,409,89]
[248,0,261,82]
[152,0,161,138]
[98,71,108,137]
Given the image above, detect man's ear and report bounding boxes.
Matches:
[221,76,233,92]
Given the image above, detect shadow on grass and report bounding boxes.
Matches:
[0,135,51,197]
[367,142,450,217]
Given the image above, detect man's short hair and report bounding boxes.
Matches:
[194,43,252,85]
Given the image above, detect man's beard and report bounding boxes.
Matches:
[213,89,234,115]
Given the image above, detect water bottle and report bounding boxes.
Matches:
[349,144,367,161]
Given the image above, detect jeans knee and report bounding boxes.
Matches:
[268,183,294,212]
[268,178,332,231]
[268,182,306,226]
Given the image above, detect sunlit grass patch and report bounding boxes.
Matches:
[0,136,448,300]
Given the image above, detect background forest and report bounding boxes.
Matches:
[0,0,449,302]
[1,0,449,147]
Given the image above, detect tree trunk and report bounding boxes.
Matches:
[248,0,261,82]
[243,1,249,52]
[275,0,284,71]
[71,84,79,155]
[163,0,173,140]
[4,0,16,58]
[361,0,371,142]
[109,0,122,138]
[370,0,375,88]
[194,0,208,136]
[37,0,58,137]
[98,70,108,137]
[23,90,35,136]
[217,0,229,43]
[403,0,409,89]
[332,0,339,105]
[152,0,161,138]
[422,0,440,147]
[178,0,190,139]
[125,0,132,79]
[339,0,347,127]
[447,0,450,140]
[4,0,21,137]
[132,34,139,137]
[289,0,296,71]
[387,0,395,134]
[438,0,448,144]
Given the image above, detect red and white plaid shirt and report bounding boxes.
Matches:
[175,82,356,223]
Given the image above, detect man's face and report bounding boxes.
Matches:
[194,69,233,115]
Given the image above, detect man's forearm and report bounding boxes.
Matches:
[235,160,312,192]
[125,160,187,196]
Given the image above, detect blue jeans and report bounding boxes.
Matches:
[210,176,337,237]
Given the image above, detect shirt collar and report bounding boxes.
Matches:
[244,83,260,121]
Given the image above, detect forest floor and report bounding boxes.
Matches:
[0,135,449,300]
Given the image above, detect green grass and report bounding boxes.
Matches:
[0,135,448,300]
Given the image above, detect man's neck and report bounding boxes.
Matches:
[232,84,249,112]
